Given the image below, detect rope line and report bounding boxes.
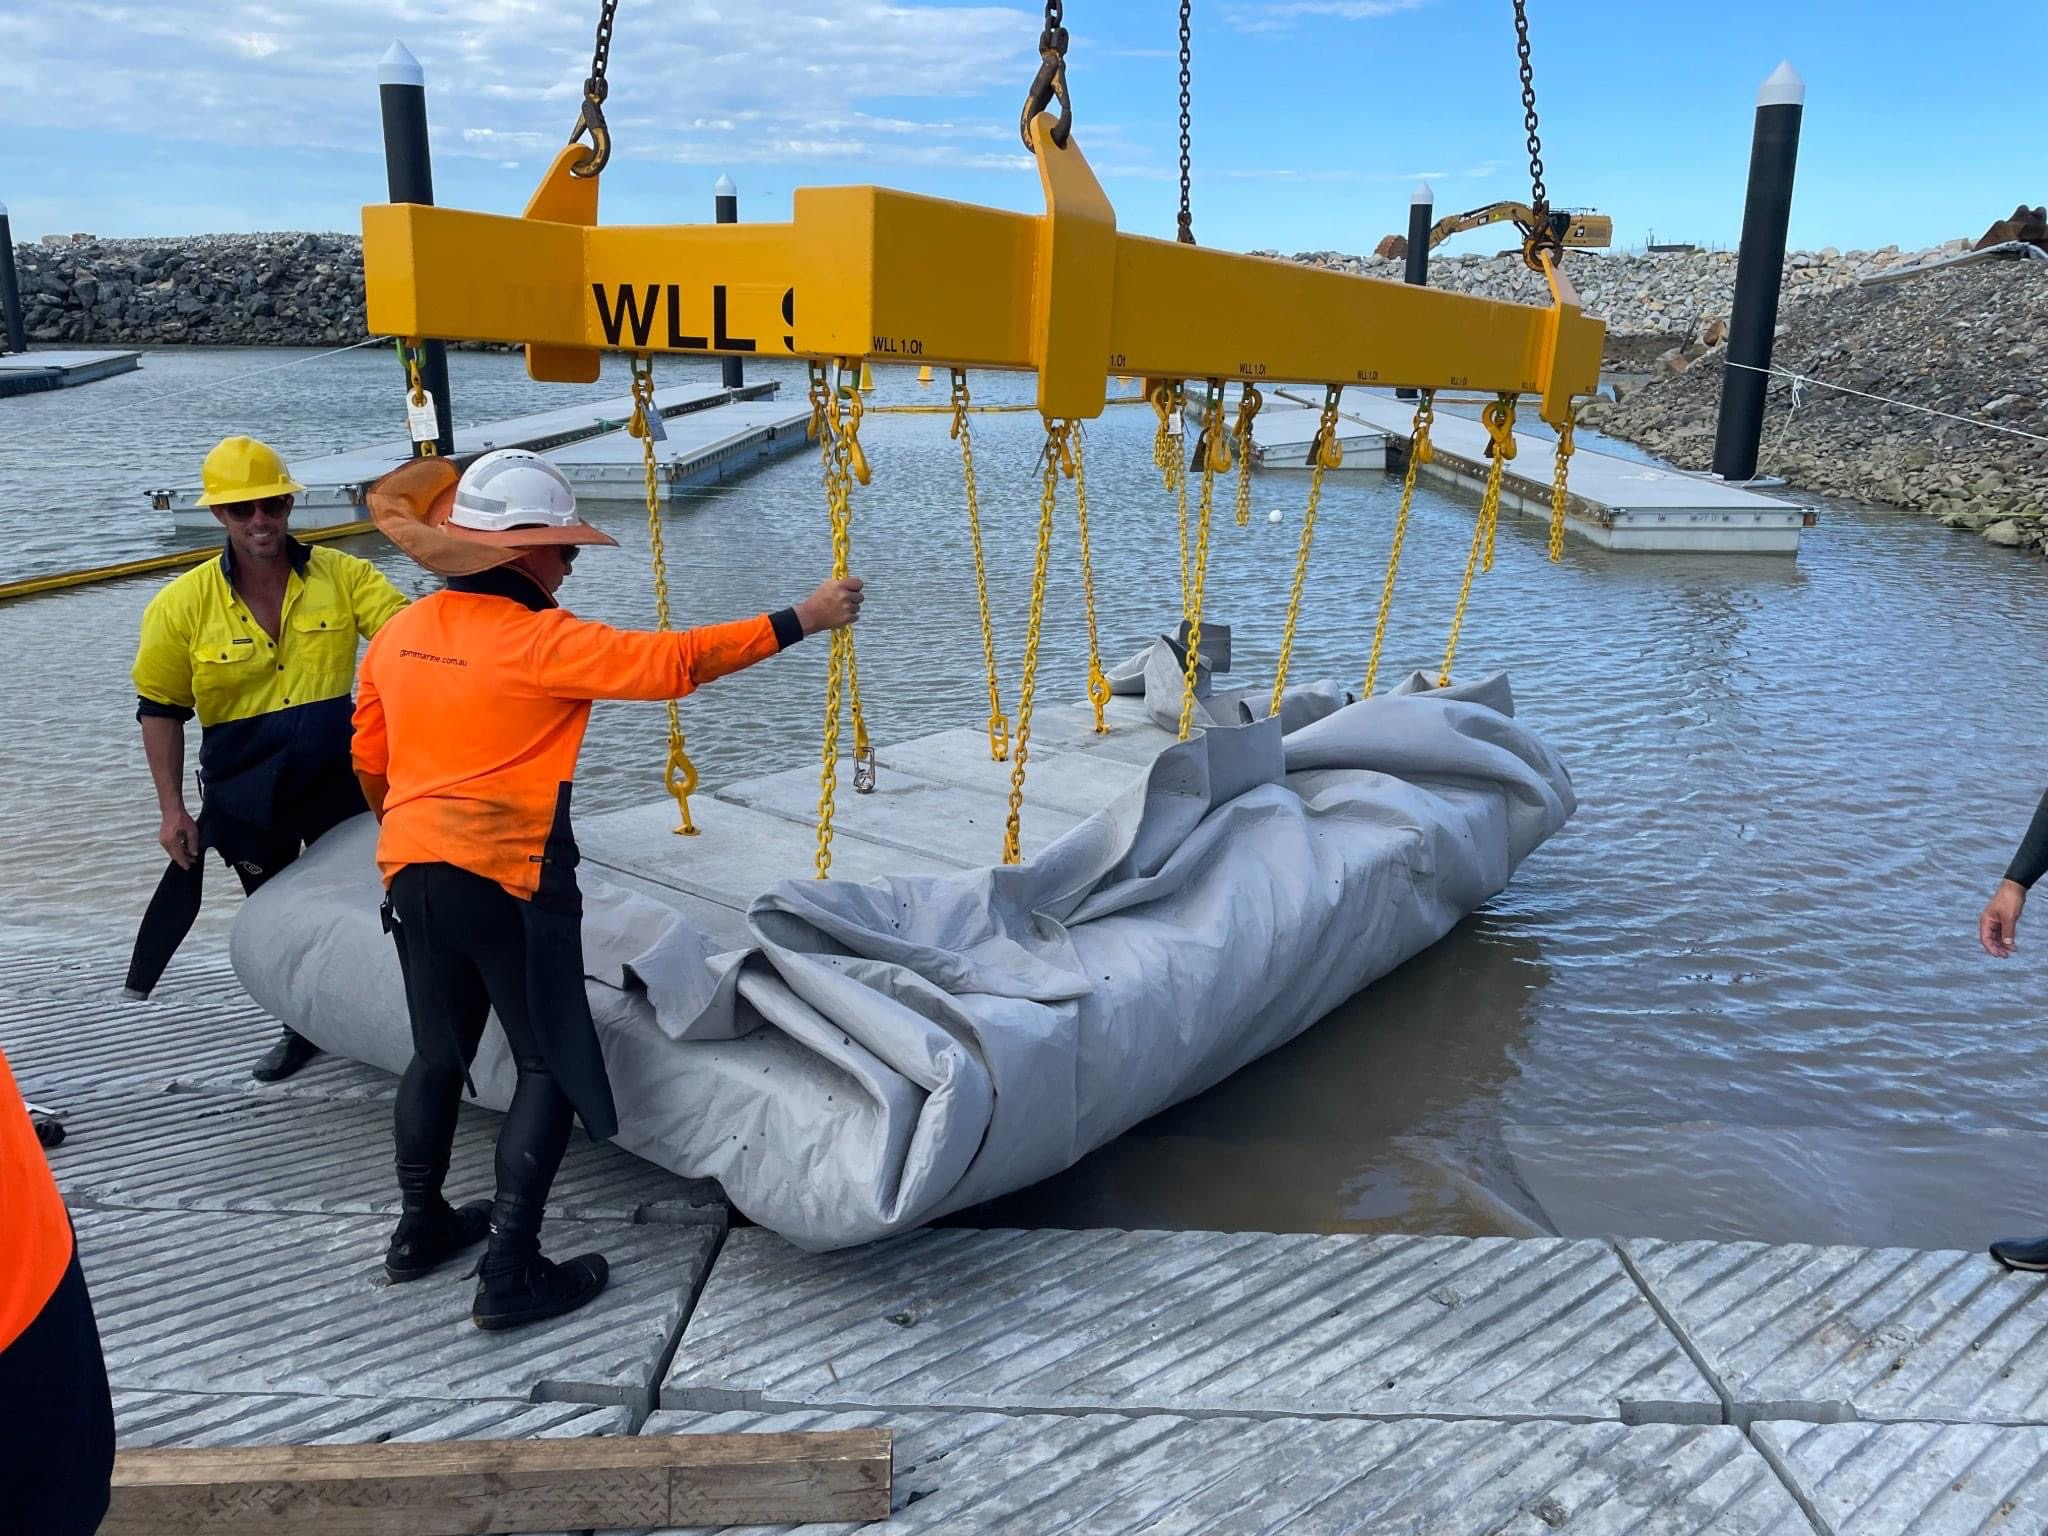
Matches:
[1724,360,2048,447]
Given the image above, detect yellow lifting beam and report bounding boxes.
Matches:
[363,120,1604,423]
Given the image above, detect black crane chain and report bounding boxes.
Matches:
[1176,0,1194,243]
[1019,0,1073,149]
[569,0,621,178]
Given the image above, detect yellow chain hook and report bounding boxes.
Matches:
[1441,393,1518,687]
[1268,385,1341,716]
[1364,390,1433,698]
[1547,405,1577,563]
[1231,383,1262,527]
[953,370,1010,761]
[632,356,699,835]
[1176,383,1225,742]
[1002,420,1064,864]
[1071,426,1111,733]
[1479,393,1518,574]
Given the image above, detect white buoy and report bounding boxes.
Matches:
[1267,509,1283,524]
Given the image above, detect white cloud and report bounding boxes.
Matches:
[1220,0,1431,34]
[0,1,1042,174]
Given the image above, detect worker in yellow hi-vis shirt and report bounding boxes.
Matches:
[128,435,407,1081]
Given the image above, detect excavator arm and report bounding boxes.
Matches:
[1426,202,1612,253]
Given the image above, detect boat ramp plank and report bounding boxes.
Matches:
[48,1085,719,1226]
[1755,1420,2048,1536]
[1624,1238,2048,1427]
[662,1227,1720,1425]
[626,1407,1807,1535]
[76,1206,718,1415]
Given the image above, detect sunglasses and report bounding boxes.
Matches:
[220,496,291,522]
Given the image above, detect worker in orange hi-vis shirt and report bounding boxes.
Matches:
[0,1046,115,1533]
[353,450,863,1332]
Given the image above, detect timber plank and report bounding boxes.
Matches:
[102,1429,892,1534]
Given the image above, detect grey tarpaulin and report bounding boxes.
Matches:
[233,657,1573,1250]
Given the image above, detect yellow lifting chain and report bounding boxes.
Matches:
[1003,419,1072,865]
[1231,383,1262,528]
[951,370,1010,761]
[1547,403,1577,563]
[809,360,875,879]
[629,356,699,835]
[1150,380,1192,618]
[1177,381,1227,741]
[1363,390,1433,698]
[1071,425,1112,734]
[1268,385,1341,717]
[1439,392,1518,687]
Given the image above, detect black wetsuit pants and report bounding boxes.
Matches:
[387,863,575,1265]
[0,1251,115,1535]
[124,765,368,998]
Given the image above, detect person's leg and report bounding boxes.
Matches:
[430,869,607,1329]
[223,816,322,1082]
[0,1251,115,1535]
[383,864,492,1282]
[123,854,205,1000]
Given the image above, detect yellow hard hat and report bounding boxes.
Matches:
[194,436,306,507]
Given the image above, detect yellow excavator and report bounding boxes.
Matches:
[1425,201,1611,254]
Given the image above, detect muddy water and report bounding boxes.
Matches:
[5,347,2044,1252]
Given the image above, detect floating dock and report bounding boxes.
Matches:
[0,347,141,398]
[548,396,811,504]
[9,688,2047,1530]
[157,380,788,528]
[11,919,2048,1532]
[1339,389,1816,555]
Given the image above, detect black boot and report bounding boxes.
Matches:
[385,1161,490,1283]
[471,1194,608,1331]
[1991,1235,2048,1273]
[250,1027,318,1083]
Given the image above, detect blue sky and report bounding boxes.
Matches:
[2,1,2042,256]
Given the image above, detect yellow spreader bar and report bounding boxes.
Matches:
[364,119,1604,425]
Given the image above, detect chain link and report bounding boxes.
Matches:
[952,370,1010,761]
[1268,386,1340,716]
[1514,0,1545,214]
[1072,426,1111,734]
[1548,404,1576,563]
[631,356,699,834]
[1176,0,1194,243]
[1231,383,1260,527]
[1481,394,1517,573]
[1019,0,1073,149]
[1003,422,1067,864]
[1440,393,1518,686]
[812,361,874,877]
[1176,383,1224,741]
[568,0,620,178]
[1364,391,1432,698]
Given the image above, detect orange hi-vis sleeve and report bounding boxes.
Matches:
[0,1046,73,1355]
[355,574,790,898]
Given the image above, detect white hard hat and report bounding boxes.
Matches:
[450,449,580,532]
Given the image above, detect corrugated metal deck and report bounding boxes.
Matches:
[79,1207,716,1414]
[662,1227,1720,1424]
[1623,1238,2048,1427]
[626,1408,1808,1535]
